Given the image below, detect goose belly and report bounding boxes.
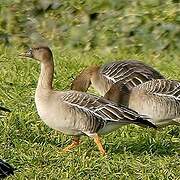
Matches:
[128,93,180,126]
[98,122,125,135]
[35,100,83,136]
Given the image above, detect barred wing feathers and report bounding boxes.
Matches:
[100,60,164,88]
[62,91,156,128]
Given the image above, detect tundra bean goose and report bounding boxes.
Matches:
[0,110,13,178]
[0,106,11,112]
[0,159,14,179]
[20,47,156,155]
[71,60,164,96]
[105,79,180,127]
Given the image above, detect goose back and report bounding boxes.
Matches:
[128,79,180,126]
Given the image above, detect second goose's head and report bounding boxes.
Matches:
[20,46,53,63]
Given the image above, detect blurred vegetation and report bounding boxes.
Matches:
[0,0,179,53]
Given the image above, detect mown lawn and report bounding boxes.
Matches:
[0,47,180,179]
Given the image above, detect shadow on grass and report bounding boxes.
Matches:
[106,129,180,157]
[108,139,179,157]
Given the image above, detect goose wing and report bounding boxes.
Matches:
[61,91,156,128]
[100,60,164,88]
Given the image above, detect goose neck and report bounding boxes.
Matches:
[37,60,54,91]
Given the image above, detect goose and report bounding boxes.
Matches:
[0,159,14,178]
[20,46,156,155]
[71,60,164,96]
[0,109,14,178]
[105,79,180,127]
[0,106,11,112]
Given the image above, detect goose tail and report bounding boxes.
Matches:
[0,159,15,178]
[0,106,11,112]
[136,115,157,129]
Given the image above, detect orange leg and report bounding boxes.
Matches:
[93,134,106,156]
[62,136,80,152]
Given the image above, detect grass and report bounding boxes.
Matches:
[0,47,180,179]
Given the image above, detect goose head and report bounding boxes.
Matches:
[20,46,53,63]
[71,66,100,92]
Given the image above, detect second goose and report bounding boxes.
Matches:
[105,79,180,127]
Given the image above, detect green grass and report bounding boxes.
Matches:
[0,47,180,179]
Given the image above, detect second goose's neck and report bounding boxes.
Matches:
[37,59,54,91]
